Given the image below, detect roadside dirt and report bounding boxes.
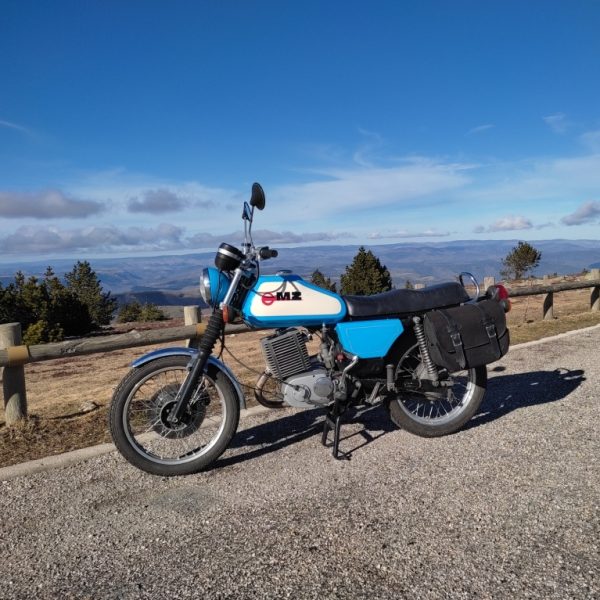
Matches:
[2,284,599,467]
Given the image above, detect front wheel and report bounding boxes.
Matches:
[388,343,487,437]
[109,356,239,476]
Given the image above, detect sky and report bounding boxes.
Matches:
[1,0,600,262]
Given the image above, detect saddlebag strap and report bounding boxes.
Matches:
[474,303,501,359]
[439,310,467,369]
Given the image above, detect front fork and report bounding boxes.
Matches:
[167,309,224,423]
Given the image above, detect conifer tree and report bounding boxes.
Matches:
[340,246,393,295]
[64,260,117,326]
[500,241,542,280]
[310,269,337,293]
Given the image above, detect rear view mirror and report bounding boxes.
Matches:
[250,182,265,210]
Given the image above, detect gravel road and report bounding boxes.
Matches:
[1,328,599,599]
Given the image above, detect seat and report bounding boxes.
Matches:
[343,282,470,319]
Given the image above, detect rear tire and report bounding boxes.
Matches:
[109,356,239,476]
[388,344,487,437]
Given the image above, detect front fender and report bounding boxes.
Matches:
[131,347,246,410]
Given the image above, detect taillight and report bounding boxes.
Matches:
[494,284,509,300]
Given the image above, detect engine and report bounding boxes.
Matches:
[260,329,334,408]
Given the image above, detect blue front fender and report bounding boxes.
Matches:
[131,347,246,410]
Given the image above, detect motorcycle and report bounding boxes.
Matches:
[109,183,511,476]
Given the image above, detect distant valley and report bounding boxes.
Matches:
[1,239,599,305]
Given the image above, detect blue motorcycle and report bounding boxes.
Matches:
[110,183,510,476]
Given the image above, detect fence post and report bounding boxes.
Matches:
[543,292,554,320]
[483,276,495,290]
[184,306,202,349]
[0,323,28,425]
[592,286,600,312]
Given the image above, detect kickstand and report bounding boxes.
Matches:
[321,398,350,460]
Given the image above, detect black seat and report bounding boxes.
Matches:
[343,282,470,319]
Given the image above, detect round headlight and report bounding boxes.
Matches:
[215,243,244,271]
[199,268,212,305]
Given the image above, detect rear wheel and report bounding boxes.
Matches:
[109,356,239,476]
[388,343,486,437]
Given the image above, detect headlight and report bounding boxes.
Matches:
[199,268,212,305]
[200,267,232,307]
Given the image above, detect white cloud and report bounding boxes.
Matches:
[561,200,600,226]
[461,154,600,205]
[272,158,473,221]
[127,188,218,214]
[128,189,189,214]
[0,190,104,219]
[475,216,533,233]
[0,224,355,256]
[543,113,569,134]
[0,224,184,254]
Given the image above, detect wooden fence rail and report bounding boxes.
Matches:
[0,309,249,425]
[1,271,600,424]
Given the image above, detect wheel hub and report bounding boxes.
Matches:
[150,384,207,438]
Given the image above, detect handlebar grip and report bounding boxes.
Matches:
[259,247,278,260]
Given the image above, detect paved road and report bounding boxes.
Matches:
[1,328,599,599]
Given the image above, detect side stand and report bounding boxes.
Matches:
[321,397,350,460]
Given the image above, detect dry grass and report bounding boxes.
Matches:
[1,285,599,468]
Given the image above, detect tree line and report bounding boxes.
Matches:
[311,241,542,295]
[0,260,168,344]
[0,242,541,343]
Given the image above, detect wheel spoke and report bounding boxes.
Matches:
[394,345,478,426]
[122,364,227,464]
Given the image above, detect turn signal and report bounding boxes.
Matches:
[222,305,230,323]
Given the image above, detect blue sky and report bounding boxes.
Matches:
[1,0,600,261]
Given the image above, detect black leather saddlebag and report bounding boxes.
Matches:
[423,299,509,372]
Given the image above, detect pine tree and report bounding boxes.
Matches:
[339,246,393,295]
[139,303,168,322]
[117,301,168,323]
[310,269,337,293]
[64,260,117,326]
[117,301,143,323]
[500,241,542,281]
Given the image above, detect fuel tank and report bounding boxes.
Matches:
[242,273,346,328]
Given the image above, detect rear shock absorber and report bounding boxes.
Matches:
[412,316,439,383]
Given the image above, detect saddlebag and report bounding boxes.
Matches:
[423,299,509,372]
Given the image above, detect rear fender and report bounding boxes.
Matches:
[131,347,246,409]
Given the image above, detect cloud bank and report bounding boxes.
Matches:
[0,190,104,219]
[0,225,353,255]
[128,189,189,214]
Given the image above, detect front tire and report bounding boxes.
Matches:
[388,344,487,437]
[109,356,239,476]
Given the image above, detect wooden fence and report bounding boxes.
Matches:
[1,271,599,425]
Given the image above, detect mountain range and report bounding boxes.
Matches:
[1,239,599,306]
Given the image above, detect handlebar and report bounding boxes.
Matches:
[258,246,278,260]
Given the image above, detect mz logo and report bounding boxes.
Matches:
[261,291,303,306]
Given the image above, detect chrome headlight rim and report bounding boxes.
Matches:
[199,268,212,305]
